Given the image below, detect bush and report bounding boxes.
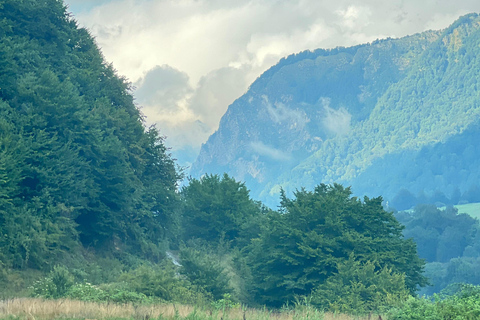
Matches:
[179,246,231,300]
[310,255,409,314]
[30,265,74,299]
[389,284,480,319]
[65,282,107,302]
[118,262,208,305]
[211,293,240,311]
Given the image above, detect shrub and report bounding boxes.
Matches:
[179,246,231,300]
[30,265,74,299]
[65,282,107,302]
[388,284,480,319]
[310,254,409,314]
[118,262,208,305]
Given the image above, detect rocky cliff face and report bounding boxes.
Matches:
[191,14,480,208]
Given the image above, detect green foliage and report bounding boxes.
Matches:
[396,204,480,296]
[32,278,153,304]
[247,184,426,307]
[65,282,108,302]
[181,174,264,247]
[211,293,240,311]
[30,265,74,299]
[310,254,409,314]
[389,284,480,320]
[0,0,181,269]
[398,205,477,263]
[179,246,231,301]
[421,257,480,296]
[118,263,207,305]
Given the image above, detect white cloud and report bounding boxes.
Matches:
[320,98,351,136]
[189,66,249,130]
[336,5,372,31]
[250,141,292,162]
[262,96,307,130]
[135,65,192,114]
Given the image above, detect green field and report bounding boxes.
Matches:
[452,203,480,219]
[406,202,480,219]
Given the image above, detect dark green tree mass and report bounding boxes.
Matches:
[180,174,264,247]
[247,184,426,307]
[0,0,181,269]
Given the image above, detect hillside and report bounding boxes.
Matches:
[191,13,480,209]
[0,0,180,270]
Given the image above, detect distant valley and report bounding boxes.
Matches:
[191,13,480,210]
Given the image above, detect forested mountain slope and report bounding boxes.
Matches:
[0,0,180,269]
[191,13,480,208]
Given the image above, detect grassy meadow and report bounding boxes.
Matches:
[0,299,383,320]
[453,202,480,219]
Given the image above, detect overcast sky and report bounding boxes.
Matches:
[63,0,480,166]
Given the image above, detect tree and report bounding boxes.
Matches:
[399,204,477,262]
[180,174,263,247]
[247,184,426,307]
[179,246,231,300]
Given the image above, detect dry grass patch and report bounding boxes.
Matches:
[0,298,383,320]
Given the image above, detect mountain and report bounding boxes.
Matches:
[191,13,480,209]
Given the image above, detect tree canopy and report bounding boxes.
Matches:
[180,174,264,247]
[247,184,426,307]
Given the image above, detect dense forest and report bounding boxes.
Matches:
[0,0,181,270]
[2,0,480,318]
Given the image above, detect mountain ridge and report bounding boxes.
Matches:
[191,13,480,208]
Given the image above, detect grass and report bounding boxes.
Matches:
[454,202,480,219]
[0,298,384,320]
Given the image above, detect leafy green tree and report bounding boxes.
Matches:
[247,184,426,307]
[180,174,263,247]
[399,205,477,263]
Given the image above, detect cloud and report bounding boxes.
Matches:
[135,65,249,141]
[65,0,113,13]
[157,120,211,151]
[250,141,292,162]
[262,96,308,130]
[135,65,192,113]
[336,5,372,31]
[320,98,351,136]
[134,65,248,166]
[189,66,249,130]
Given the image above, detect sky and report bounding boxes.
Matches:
[63,0,480,167]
